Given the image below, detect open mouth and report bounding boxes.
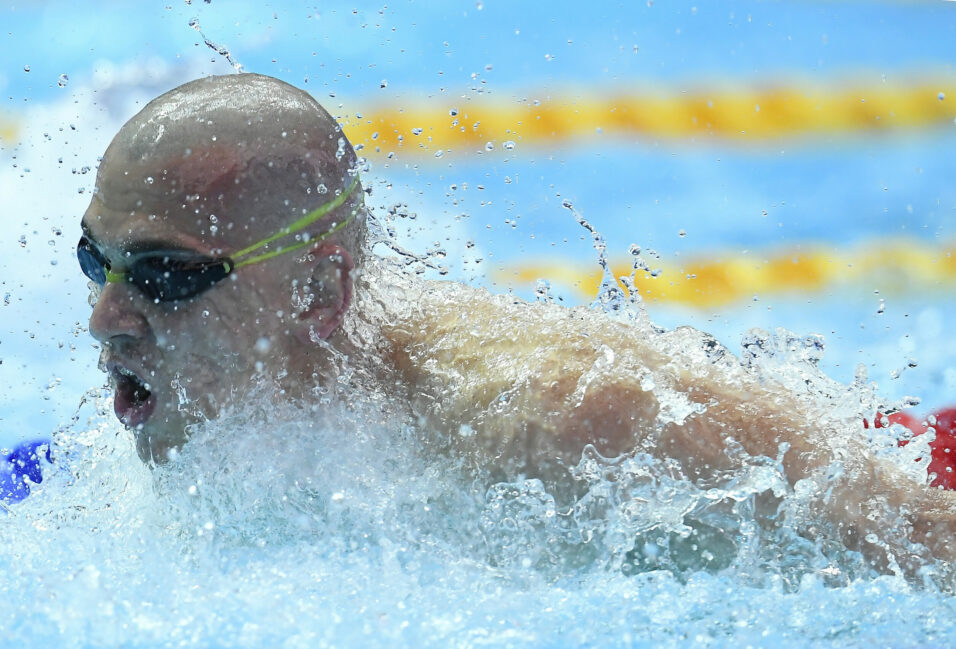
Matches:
[111,365,157,428]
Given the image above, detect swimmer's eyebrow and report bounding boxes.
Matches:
[79,222,210,257]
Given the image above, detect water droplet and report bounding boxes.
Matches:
[411,127,423,136]
[18,235,26,247]
[678,229,686,237]
[145,176,155,185]
[255,337,272,353]
[484,142,494,151]
[57,74,69,87]
[23,65,30,73]
[380,79,388,89]
[939,92,946,101]
[317,183,328,194]
[449,107,458,116]
[475,1,483,9]
[503,140,515,150]
[561,199,573,209]
[434,150,444,158]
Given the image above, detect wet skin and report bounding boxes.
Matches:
[82,174,303,462]
[80,73,956,574]
[81,74,358,463]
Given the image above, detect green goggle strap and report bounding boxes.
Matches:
[229,174,362,271]
[102,174,361,283]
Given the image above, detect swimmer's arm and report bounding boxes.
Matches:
[386,284,956,566]
[384,284,824,480]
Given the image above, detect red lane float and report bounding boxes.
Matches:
[864,408,956,490]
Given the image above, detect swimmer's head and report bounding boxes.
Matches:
[80,73,366,463]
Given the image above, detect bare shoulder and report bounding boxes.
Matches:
[378,280,769,464]
[372,277,956,568]
[381,280,659,395]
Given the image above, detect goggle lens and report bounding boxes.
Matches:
[77,237,108,286]
[128,256,232,302]
[76,236,232,303]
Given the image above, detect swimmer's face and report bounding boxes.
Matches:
[80,148,352,463]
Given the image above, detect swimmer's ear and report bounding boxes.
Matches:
[295,243,354,342]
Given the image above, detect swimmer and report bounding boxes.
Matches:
[74,74,954,570]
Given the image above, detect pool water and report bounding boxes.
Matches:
[3,2,956,646]
[3,298,956,648]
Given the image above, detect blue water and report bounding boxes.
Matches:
[3,2,956,646]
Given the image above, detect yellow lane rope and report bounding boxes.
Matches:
[1,79,953,151]
[0,115,18,143]
[340,79,956,155]
[497,239,956,307]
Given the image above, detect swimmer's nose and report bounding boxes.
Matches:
[88,281,152,345]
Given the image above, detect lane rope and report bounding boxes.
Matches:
[496,238,956,307]
[3,78,953,152]
[339,78,956,155]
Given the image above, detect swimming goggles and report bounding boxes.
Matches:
[78,175,361,303]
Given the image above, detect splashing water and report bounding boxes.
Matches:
[3,211,956,647]
[187,17,244,73]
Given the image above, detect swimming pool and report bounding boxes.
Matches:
[2,1,956,646]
